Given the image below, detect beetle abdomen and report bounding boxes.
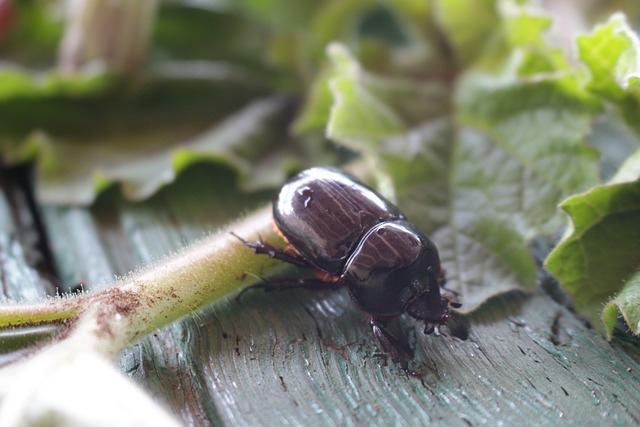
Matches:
[273,167,403,273]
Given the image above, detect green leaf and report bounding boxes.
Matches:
[234,0,324,33]
[152,5,251,63]
[435,0,565,74]
[434,0,501,66]
[26,97,294,205]
[503,12,550,47]
[294,0,453,135]
[326,43,449,153]
[0,64,292,204]
[0,66,117,100]
[578,13,640,135]
[326,45,405,146]
[292,67,334,134]
[546,149,640,336]
[4,0,413,205]
[604,272,640,337]
[577,13,639,100]
[325,42,600,312]
[457,72,600,199]
[441,74,599,309]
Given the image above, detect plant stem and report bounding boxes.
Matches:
[0,299,80,327]
[58,0,158,75]
[0,205,286,357]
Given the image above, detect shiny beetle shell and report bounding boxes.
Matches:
[273,167,443,318]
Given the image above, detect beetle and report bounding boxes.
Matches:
[234,166,460,370]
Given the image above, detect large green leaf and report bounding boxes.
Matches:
[546,149,640,336]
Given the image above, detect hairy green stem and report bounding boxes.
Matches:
[0,205,285,357]
[0,300,80,327]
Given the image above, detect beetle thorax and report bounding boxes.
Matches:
[343,220,438,317]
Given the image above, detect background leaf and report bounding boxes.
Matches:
[31,97,295,204]
[604,271,640,337]
[0,63,293,204]
[434,0,501,67]
[324,23,601,311]
[544,12,640,335]
[578,13,640,136]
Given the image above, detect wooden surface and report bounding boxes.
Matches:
[2,164,640,426]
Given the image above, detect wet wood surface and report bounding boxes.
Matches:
[2,164,640,426]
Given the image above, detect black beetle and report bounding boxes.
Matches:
[234,166,460,370]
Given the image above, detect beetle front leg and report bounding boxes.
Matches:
[369,316,413,372]
[230,232,312,268]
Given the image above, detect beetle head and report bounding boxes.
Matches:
[405,270,461,334]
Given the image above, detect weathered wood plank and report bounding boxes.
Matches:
[0,172,54,302]
[132,290,639,426]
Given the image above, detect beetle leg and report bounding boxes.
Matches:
[230,232,312,268]
[369,316,413,372]
[236,277,343,301]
